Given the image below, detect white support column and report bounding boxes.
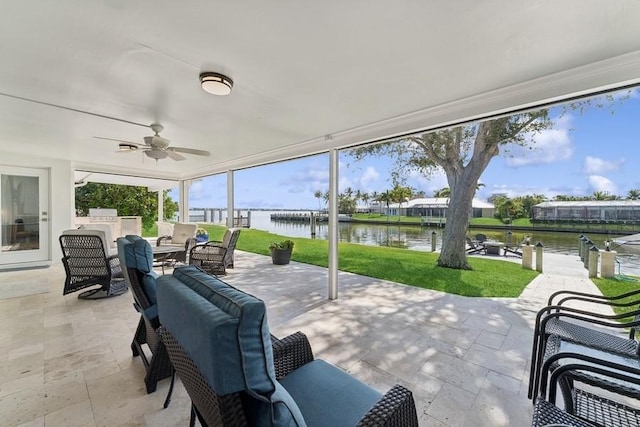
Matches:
[328,149,339,300]
[157,190,164,222]
[179,180,190,223]
[227,171,234,228]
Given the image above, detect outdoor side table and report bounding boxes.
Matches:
[483,241,503,255]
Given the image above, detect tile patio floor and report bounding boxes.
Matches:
[0,250,617,426]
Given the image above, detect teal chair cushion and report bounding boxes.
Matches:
[157,266,306,426]
[117,236,158,314]
[279,359,382,427]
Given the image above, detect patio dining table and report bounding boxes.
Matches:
[152,245,185,273]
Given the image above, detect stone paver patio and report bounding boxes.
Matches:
[0,250,617,426]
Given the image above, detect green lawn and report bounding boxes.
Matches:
[200,224,539,298]
[592,276,640,324]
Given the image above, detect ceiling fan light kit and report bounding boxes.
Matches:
[199,72,233,95]
[97,121,211,162]
[118,143,138,152]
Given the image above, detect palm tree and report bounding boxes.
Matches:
[627,189,640,200]
[377,190,393,221]
[391,185,413,222]
[313,190,324,211]
[370,191,379,213]
[433,187,450,198]
[360,192,370,212]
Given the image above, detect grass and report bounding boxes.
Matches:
[591,276,640,324]
[200,224,539,298]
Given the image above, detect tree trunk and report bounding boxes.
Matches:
[437,181,476,269]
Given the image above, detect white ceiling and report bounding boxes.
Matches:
[2,1,640,181]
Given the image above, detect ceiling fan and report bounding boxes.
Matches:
[95,123,211,161]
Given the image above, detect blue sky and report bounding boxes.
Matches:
[185,88,640,210]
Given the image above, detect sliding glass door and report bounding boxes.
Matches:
[0,166,49,266]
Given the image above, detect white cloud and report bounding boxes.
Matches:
[359,166,380,188]
[505,114,574,167]
[408,169,448,196]
[582,156,625,174]
[588,175,618,195]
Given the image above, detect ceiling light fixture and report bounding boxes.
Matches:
[199,72,233,96]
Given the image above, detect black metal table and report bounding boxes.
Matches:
[152,245,185,273]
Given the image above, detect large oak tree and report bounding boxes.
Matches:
[351,112,552,269]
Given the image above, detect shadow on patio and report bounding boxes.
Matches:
[0,250,599,426]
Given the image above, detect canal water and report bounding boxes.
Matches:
[208,210,640,276]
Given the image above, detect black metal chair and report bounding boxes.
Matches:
[117,235,173,395]
[59,229,128,299]
[528,290,640,400]
[532,335,640,426]
[189,228,241,275]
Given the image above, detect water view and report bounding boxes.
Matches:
[196,209,640,276]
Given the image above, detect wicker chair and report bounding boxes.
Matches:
[117,235,173,394]
[532,336,640,427]
[189,228,241,275]
[156,223,198,267]
[527,288,640,400]
[157,266,419,427]
[59,229,128,299]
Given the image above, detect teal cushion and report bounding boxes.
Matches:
[117,236,158,311]
[157,266,306,427]
[279,360,381,427]
[244,383,306,427]
[171,266,278,394]
[132,238,154,274]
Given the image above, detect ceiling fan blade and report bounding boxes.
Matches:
[169,147,211,156]
[166,150,187,161]
[93,136,142,146]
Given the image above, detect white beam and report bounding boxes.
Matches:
[227,171,234,228]
[328,149,338,300]
[179,180,189,223]
[157,190,164,222]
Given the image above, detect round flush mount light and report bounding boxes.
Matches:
[199,72,234,96]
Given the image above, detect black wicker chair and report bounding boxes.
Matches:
[157,267,419,427]
[117,235,172,394]
[59,229,128,299]
[532,336,640,427]
[189,228,241,275]
[527,289,640,399]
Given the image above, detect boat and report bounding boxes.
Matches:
[612,233,640,254]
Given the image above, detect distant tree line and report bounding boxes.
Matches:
[313,186,640,222]
[314,184,424,216]
[492,189,640,222]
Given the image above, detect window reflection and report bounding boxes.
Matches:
[1,175,40,252]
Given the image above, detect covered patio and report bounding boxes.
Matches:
[1,2,640,275]
[0,250,607,426]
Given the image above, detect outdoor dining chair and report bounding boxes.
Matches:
[527,292,640,399]
[532,335,640,426]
